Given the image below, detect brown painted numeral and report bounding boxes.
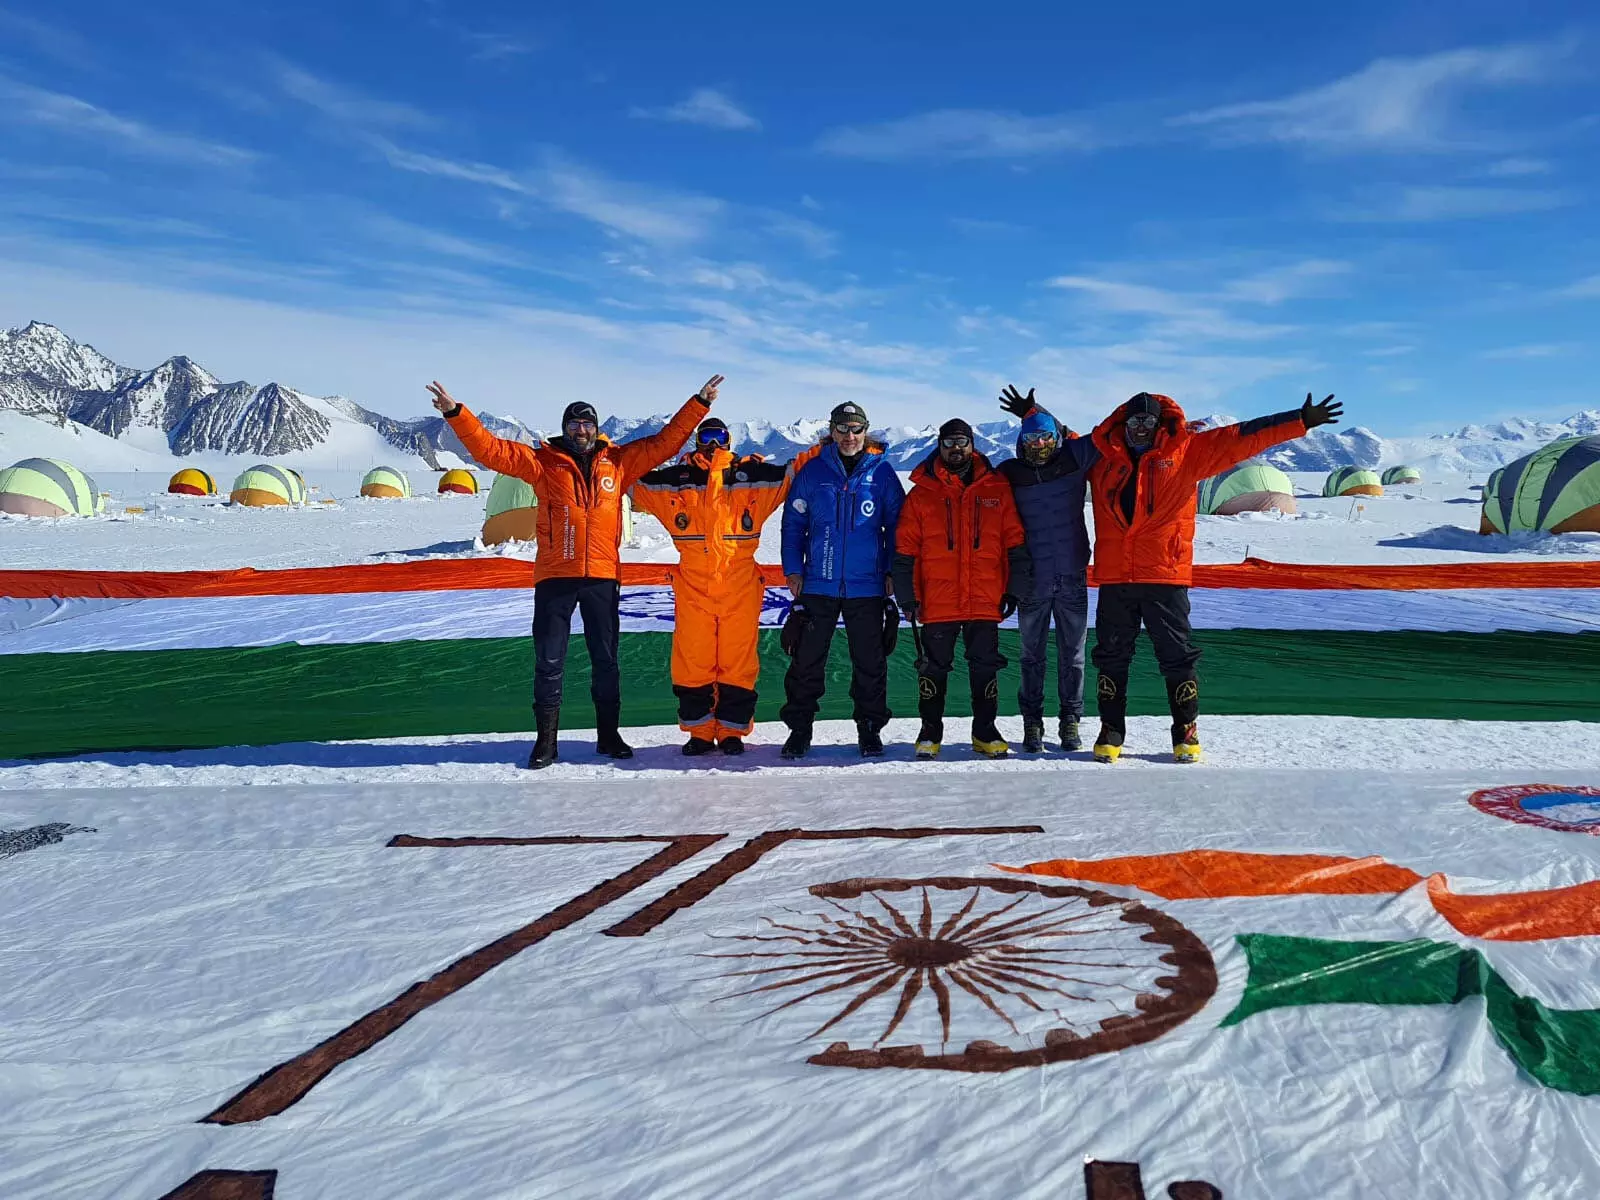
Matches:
[156,1170,276,1199]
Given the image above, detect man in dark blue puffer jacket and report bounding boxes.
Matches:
[996,385,1101,753]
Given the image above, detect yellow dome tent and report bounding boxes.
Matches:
[0,457,103,517]
[1322,468,1384,498]
[168,467,217,496]
[439,468,479,495]
[360,466,412,499]
[230,464,307,507]
[482,472,537,545]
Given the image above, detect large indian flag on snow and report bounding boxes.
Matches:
[2,557,1599,757]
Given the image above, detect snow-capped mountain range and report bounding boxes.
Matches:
[2,321,1596,475]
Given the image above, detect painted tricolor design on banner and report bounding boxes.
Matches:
[2,558,1598,757]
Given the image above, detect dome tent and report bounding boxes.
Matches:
[230,464,306,507]
[1480,435,1600,535]
[481,472,537,545]
[438,468,479,495]
[360,466,412,499]
[1382,465,1423,486]
[168,467,217,496]
[0,457,102,517]
[1323,468,1384,498]
[1197,463,1297,515]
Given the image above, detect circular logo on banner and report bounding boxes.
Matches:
[1469,784,1600,835]
[736,471,748,481]
[674,513,691,531]
[861,499,876,517]
[600,476,617,492]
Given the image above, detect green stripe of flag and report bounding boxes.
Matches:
[3,628,1597,758]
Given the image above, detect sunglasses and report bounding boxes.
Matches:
[565,420,598,434]
[833,422,868,436]
[940,435,972,449]
[1020,430,1057,445]
[696,428,730,448]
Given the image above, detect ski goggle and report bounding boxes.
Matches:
[1125,413,1159,436]
[1020,429,1057,447]
[832,422,868,436]
[940,435,972,449]
[696,427,730,448]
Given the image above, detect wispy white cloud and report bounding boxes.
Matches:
[1338,185,1575,221]
[1484,156,1552,177]
[0,9,95,65]
[630,88,760,131]
[270,60,437,131]
[815,109,1100,161]
[949,217,1030,237]
[358,213,525,266]
[460,31,539,61]
[1045,271,1300,340]
[1173,41,1570,152]
[1560,274,1600,298]
[1479,342,1572,359]
[1362,344,1416,357]
[368,137,530,193]
[537,155,725,243]
[1220,259,1352,303]
[761,212,837,257]
[0,76,256,166]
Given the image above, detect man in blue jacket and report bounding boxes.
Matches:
[779,401,906,758]
[996,385,1100,753]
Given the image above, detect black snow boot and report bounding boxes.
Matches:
[780,726,812,759]
[595,705,633,760]
[718,736,745,756]
[1022,718,1045,754]
[682,736,717,757]
[970,683,1007,758]
[1165,675,1200,745]
[526,708,560,770]
[1058,717,1083,752]
[1093,673,1128,764]
[857,724,885,757]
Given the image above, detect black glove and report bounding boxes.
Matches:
[999,594,1019,620]
[780,605,811,657]
[890,552,919,617]
[881,600,900,656]
[1301,393,1343,429]
[999,384,1036,419]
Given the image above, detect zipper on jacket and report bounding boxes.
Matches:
[944,497,955,550]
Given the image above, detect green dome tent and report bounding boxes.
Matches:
[1480,435,1600,535]
[1323,467,1384,498]
[0,457,103,517]
[481,472,537,545]
[360,466,412,499]
[1197,463,1297,515]
[1382,465,1423,486]
[230,464,307,507]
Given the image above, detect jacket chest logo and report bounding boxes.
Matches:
[599,475,617,492]
[978,497,1001,508]
[1155,459,1175,471]
[860,499,876,517]
[675,513,691,531]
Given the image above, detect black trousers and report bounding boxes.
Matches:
[1090,583,1201,737]
[917,620,1005,715]
[531,577,621,716]
[780,593,891,731]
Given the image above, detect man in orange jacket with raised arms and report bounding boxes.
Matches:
[630,418,820,757]
[427,375,719,769]
[1085,390,1342,764]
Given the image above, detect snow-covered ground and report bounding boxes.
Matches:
[5,470,1599,571]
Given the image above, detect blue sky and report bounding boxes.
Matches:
[0,0,1597,434]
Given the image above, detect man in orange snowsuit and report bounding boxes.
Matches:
[427,375,718,769]
[891,418,1031,760]
[630,418,818,756]
[1086,390,1342,763]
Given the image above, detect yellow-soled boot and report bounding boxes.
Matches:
[1173,721,1201,763]
[970,684,1008,758]
[971,731,1009,759]
[914,719,942,761]
[1093,725,1124,764]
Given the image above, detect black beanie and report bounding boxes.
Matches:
[1124,393,1161,418]
[697,416,728,435]
[938,417,974,441]
[562,401,599,427]
[829,401,868,427]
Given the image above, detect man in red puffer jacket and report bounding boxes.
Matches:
[1086,390,1342,764]
[892,418,1032,760]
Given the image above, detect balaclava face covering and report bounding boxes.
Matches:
[1123,392,1161,454]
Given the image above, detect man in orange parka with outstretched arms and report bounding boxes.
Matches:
[629,418,820,757]
[427,375,719,769]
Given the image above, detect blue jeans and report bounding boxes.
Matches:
[1017,575,1088,721]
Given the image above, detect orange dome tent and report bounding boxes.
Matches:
[438,469,479,495]
[168,468,217,496]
